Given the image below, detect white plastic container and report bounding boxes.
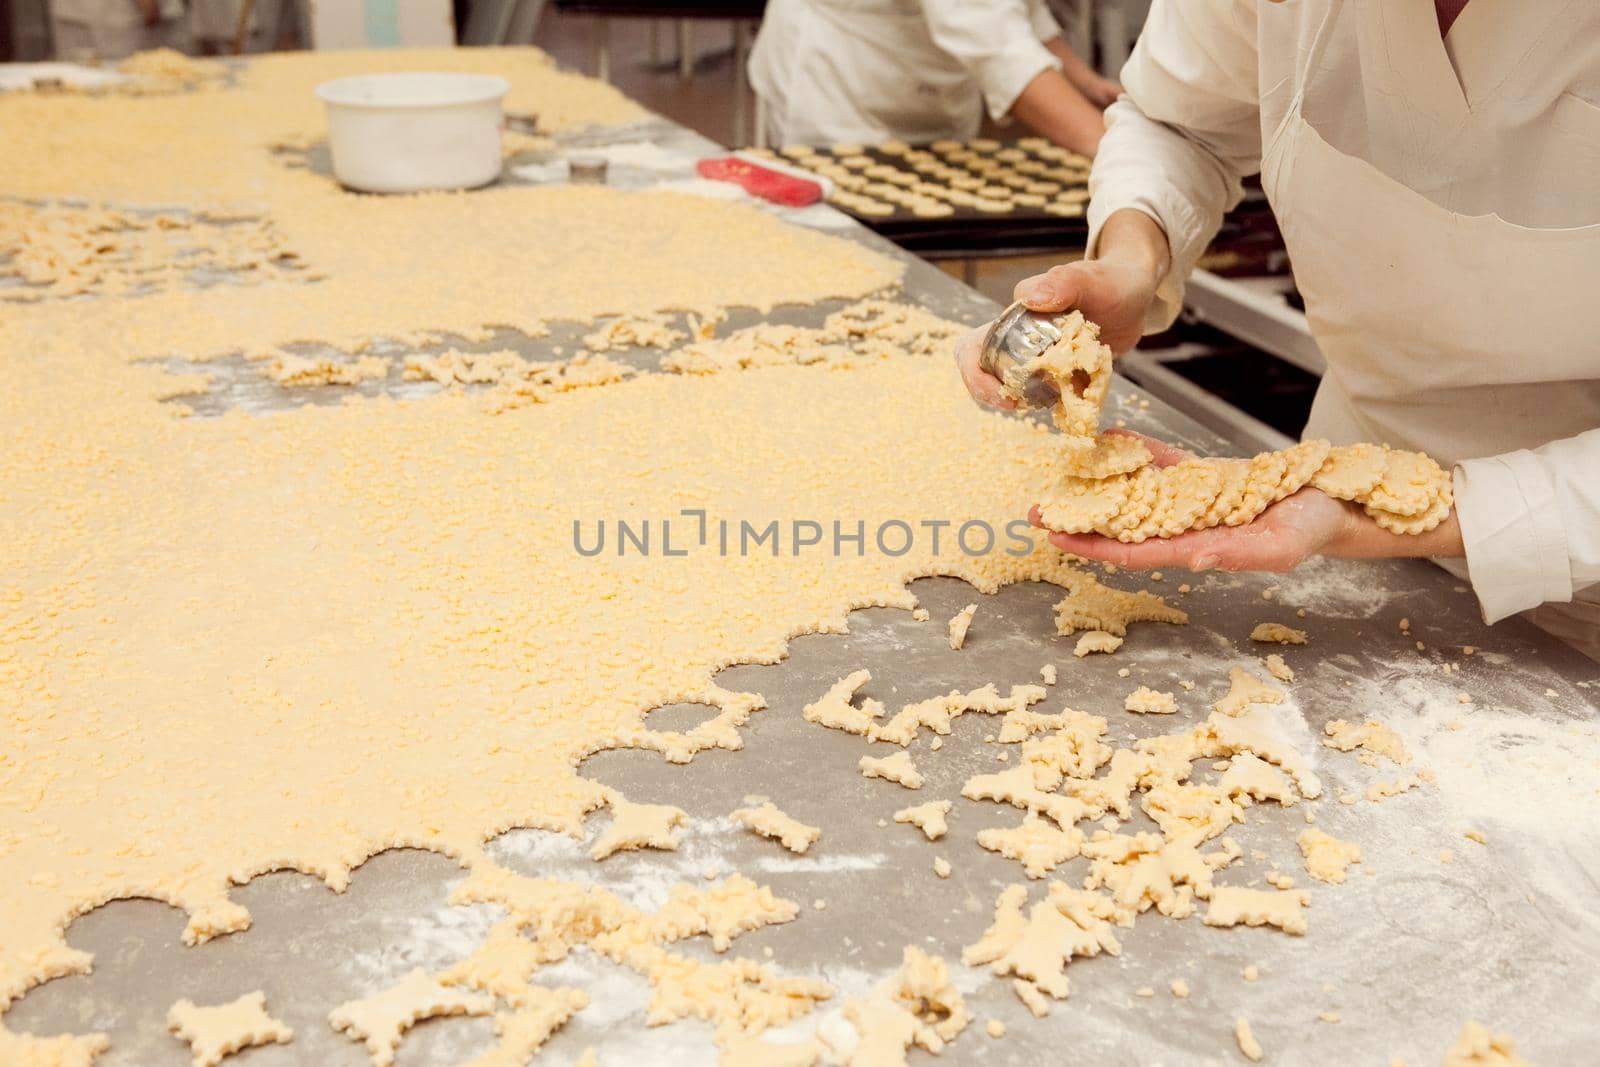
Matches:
[314,72,510,194]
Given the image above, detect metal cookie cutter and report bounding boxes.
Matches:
[978,300,1069,409]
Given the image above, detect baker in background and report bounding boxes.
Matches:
[749,0,1119,156]
[958,0,1600,659]
[49,0,188,60]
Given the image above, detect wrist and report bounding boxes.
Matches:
[1096,209,1170,297]
[1318,497,1466,561]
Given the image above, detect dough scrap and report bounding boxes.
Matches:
[328,969,494,1067]
[265,352,390,388]
[460,988,589,1067]
[1250,622,1308,645]
[612,875,800,953]
[833,946,971,1066]
[963,765,1090,831]
[860,750,924,790]
[732,802,820,855]
[1125,686,1178,715]
[1052,572,1188,637]
[1235,1016,1263,1062]
[1203,886,1310,936]
[1440,1021,1532,1067]
[590,798,688,861]
[803,670,885,737]
[1074,630,1124,657]
[166,992,293,1067]
[1323,719,1411,765]
[1297,828,1362,884]
[1082,831,1227,920]
[1214,667,1286,716]
[1216,753,1298,808]
[1204,708,1324,799]
[871,683,1046,746]
[893,800,952,841]
[962,884,1124,1000]
[976,814,1086,878]
[1263,654,1295,682]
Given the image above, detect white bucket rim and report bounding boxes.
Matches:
[314,72,510,110]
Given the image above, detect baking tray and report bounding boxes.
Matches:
[763,138,1091,253]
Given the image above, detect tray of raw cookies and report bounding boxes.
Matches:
[754,137,1092,253]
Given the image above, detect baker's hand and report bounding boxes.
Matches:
[1012,253,1158,358]
[956,209,1169,410]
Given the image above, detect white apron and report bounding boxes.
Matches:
[1259,0,1600,658]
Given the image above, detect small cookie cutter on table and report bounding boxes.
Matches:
[978,301,1071,409]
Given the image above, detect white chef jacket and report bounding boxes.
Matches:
[1087,0,1600,651]
[749,0,1066,145]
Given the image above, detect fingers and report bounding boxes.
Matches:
[1014,263,1083,313]
[1045,529,1221,570]
[1036,520,1302,574]
[954,325,1017,411]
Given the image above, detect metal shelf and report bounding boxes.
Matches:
[1182,268,1324,376]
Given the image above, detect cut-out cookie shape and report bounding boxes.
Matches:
[167,992,293,1067]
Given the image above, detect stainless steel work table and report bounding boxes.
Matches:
[6,77,1599,1067]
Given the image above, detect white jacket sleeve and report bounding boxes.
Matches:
[1086,0,1262,331]
[1026,0,1064,43]
[920,0,1062,122]
[1454,429,1600,623]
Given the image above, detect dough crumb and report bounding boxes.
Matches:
[1297,828,1362,884]
[933,857,952,879]
[1214,667,1286,716]
[1251,621,1307,645]
[1464,829,1487,845]
[1242,965,1259,982]
[1318,1011,1341,1023]
[1204,886,1310,935]
[948,603,977,650]
[1117,667,1132,678]
[1440,1022,1532,1066]
[1170,978,1189,998]
[1074,630,1124,657]
[732,801,821,855]
[860,750,924,789]
[590,798,687,861]
[1323,719,1410,765]
[1124,686,1178,715]
[1178,583,1192,594]
[813,898,827,910]
[1040,664,1058,685]
[1263,654,1295,683]
[912,607,930,622]
[985,1019,1006,1038]
[894,800,952,841]
[1135,986,1155,997]
[1235,1016,1263,1062]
